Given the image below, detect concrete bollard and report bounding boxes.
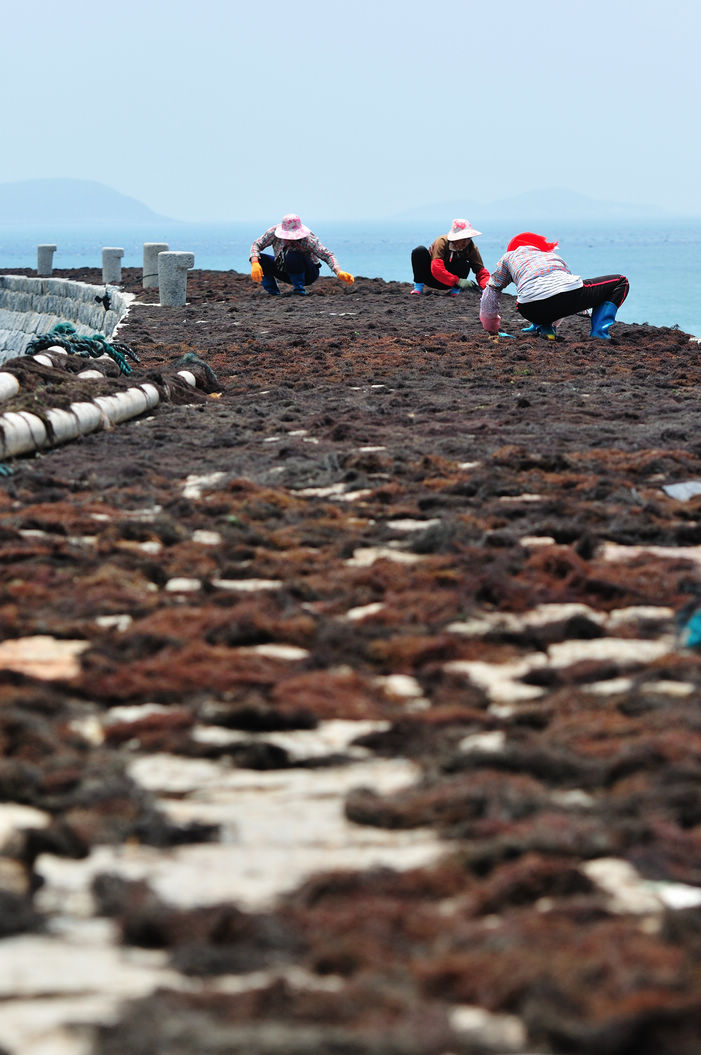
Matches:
[143,242,169,289]
[37,245,57,277]
[102,247,124,285]
[158,251,194,307]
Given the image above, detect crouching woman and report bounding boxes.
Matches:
[411,218,490,296]
[250,214,354,296]
[479,232,629,340]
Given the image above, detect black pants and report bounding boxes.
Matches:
[259,249,321,286]
[411,245,470,289]
[517,275,630,325]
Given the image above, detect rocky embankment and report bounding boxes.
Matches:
[0,274,131,361]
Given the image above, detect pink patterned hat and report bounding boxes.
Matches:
[446,218,482,241]
[274,213,311,240]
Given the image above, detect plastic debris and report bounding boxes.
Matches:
[678,609,701,648]
[662,481,701,501]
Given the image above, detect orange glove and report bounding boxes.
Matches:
[251,260,263,283]
[337,270,354,285]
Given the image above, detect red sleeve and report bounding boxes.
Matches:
[430,257,458,286]
[476,267,490,289]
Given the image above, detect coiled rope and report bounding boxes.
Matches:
[24,322,140,376]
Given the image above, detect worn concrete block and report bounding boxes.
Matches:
[143,242,169,288]
[158,251,194,307]
[37,245,57,276]
[102,248,124,285]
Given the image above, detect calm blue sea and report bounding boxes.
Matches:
[1,218,699,336]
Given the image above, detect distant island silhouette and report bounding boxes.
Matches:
[393,188,670,224]
[0,179,683,228]
[0,179,175,225]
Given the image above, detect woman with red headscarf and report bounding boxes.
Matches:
[480,232,629,340]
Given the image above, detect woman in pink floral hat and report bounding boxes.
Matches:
[249,214,354,296]
[410,218,490,296]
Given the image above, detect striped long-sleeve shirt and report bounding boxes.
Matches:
[480,246,583,321]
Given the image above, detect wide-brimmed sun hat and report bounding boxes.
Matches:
[274,213,311,240]
[446,218,481,241]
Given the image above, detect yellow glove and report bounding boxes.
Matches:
[337,270,354,285]
[251,260,263,283]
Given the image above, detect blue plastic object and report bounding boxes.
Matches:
[679,609,701,648]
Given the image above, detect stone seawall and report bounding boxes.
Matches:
[0,276,132,363]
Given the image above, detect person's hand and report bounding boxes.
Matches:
[337,271,354,285]
[480,313,501,334]
[251,261,263,283]
[457,277,477,290]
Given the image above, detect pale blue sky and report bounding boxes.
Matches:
[2,0,698,222]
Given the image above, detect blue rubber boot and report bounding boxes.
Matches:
[261,275,281,295]
[288,272,308,296]
[590,300,617,339]
[522,322,556,340]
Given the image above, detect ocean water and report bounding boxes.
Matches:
[0,218,699,336]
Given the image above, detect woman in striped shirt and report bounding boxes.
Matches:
[480,232,629,340]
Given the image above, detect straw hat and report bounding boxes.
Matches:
[274,214,311,240]
[446,218,481,241]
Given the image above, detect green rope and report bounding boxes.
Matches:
[179,351,218,386]
[25,322,140,376]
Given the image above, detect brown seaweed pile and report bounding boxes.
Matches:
[1,267,701,1054]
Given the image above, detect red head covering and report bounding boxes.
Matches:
[507,232,558,253]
